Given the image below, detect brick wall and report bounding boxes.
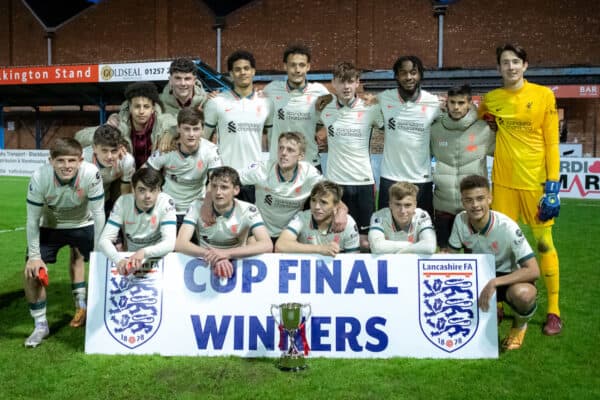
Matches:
[1,0,599,69]
[1,0,599,153]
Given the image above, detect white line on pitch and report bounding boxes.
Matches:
[0,226,25,234]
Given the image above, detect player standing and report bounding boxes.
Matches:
[203,50,273,203]
[317,62,383,250]
[430,84,495,252]
[377,55,441,216]
[24,138,105,347]
[263,44,330,169]
[124,82,178,168]
[478,44,562,335]
[160,58,208,117]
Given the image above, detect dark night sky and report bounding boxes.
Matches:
[23,0,255,29]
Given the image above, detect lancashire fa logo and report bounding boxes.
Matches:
[418,259,479,353]
[104,258,164,349]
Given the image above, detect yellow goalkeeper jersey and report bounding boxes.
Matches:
[479,80,559,190]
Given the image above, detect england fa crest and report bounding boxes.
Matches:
[104,258,164,349]
[418,259,479,353]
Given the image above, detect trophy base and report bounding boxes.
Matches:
[277,354,307,372]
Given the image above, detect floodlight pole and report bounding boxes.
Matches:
[213,17,226,73]
[45,30,55,66]
[433,4,448,69]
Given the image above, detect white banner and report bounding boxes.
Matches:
[559,157,600,199]
[98,61,171,82]
[86,252,498,359]
[0,149,49,176]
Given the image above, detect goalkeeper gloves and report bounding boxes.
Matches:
[538,180,560,221]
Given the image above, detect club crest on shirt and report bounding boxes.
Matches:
[513,229,525,245]
[104,258,164,349]
[418,259,479,353]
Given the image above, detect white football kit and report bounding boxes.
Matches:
[26,162,105,259]
[369,207,434,243]
[203,90,273,171]
[99,192,177,264]
[377,88,441,182]
[239,160,323,237]
[183,199,266,249]
[285,210,360,253]
[318,96,383,185]
[82,146,135,192]
[147,140,222,214]
[263,80,330,166]
[449,210,536,274]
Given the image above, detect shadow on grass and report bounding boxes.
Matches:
[0,283,86,351]
[0,289,25,309]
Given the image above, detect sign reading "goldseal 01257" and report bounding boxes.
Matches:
[98,62,171,82]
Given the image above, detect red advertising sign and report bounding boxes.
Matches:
[0,65,99,85]
[549,85,600,98]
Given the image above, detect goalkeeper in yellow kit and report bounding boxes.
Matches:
[479,43,562,336]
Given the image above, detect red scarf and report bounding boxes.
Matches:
[131,112,155,167]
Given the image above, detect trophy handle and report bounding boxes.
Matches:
[270,304,281,325]
[302,303,312,320]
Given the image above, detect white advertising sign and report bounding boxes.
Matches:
[559,157,600,199]
[86,253,499,359]
[0,149,49,176]
[98,61,171,82]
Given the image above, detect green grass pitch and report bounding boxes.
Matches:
[0,176,599,399]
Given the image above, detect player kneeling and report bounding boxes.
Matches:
[368,182,436,254]
[448,175,539,350]
[98,168,177,275]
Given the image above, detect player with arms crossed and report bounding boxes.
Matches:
[478,44,562,335]
[147,108,222,230]
[276,181,360,255]
[176,166,273,279]
[98,167,177,275]
[368,182,436,254]
[263,44,330,169]
[203,50,273,203]
[24,138,105,347]
[449,175,540,350]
